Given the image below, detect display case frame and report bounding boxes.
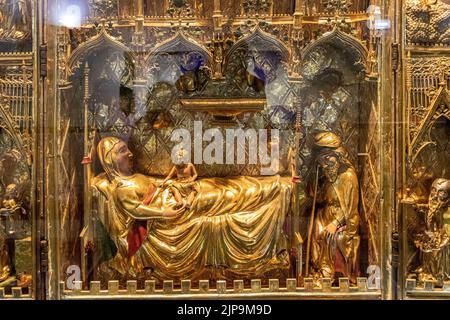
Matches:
[34,0,397,300]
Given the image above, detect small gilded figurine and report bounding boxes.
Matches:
[0,184,27,238]
[161,148,198,208]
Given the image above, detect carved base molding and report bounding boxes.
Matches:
[60,277,381,300]
[405,279,450,299]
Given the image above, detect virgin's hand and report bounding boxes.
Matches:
[162,203,185,219]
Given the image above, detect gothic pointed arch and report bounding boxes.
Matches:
[410,86,450,157]
[224,26,290,69]
[301,27,368,71]
[145,32,213,66]
[67,28,135,74]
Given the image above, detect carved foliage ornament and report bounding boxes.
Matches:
[323,0,353,14]
[406,0,450,45]
[167,0,194,18]
[89,0,118,19]
[242,0,272,15]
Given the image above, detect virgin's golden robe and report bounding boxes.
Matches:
[93,173,293,280]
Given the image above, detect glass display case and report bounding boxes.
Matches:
[0,0,448,300]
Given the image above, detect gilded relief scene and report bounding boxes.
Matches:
[0,0,33,294]
[52,0,382,294]
[0,58,33,293]
[402,0,450,290]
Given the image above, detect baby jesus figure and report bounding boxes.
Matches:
[161,148,198,209]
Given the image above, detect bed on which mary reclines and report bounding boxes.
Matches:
[86,136,294,283]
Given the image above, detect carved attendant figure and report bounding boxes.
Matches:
[308,132,360,284]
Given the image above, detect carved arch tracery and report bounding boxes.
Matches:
[410,86,450,159]
[224,27,290,68]
[145,32,213,67]
[67,28,136,75]
[301,27,368,73]
[223,27,290,85]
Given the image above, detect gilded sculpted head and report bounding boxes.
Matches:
[97,137,134,180]
[318,150,341,183]
[174,147,189,166]
[5,184,17,199]
[428,178,450,214]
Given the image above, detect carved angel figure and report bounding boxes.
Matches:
[406,0,450,44]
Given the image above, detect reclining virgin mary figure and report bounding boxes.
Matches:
[90,136,293,281]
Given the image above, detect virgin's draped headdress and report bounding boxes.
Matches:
[97,136,123,181]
